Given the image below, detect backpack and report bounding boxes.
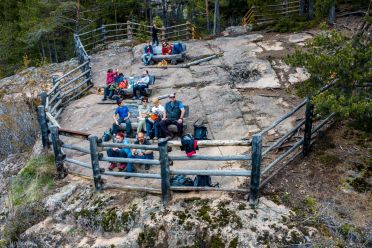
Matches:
[118,80,128,89]
[170,175,194,187]
[180,134,198,157]
[194,119,208,140]
[102,129,112,142]
[194,175,219,187]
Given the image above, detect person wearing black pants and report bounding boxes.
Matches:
[152,23,159,46]
[160,94,185,138]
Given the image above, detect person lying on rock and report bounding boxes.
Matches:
[146,97,165,140]
[107,132,132,173]
[132,70,150,100]
[131,132,154,170]
[137,97,151,134]
[160,93,185,139]
[112,99,132,138]
[102,68,118,101]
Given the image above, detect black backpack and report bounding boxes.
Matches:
[194,175,219,187]
[194,119,208,140]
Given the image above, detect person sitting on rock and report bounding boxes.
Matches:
[160,93,185,138]
[146,97,165,140]
[102,68,118,101]
[137,97,151,134]
[112,99,132,137]
[142,41,154,66]
[162,41,172,55]
[131,132,154,170]
[107,132,132,172]
[132,70,150,100]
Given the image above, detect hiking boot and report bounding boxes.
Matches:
[108,163,117,171]
[118,163,126,171]
[124,176,131,179]
[102,97,107,101]
[153,137,158,140]
[145,164,150,170]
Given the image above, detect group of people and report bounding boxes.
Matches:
[102,69,151,101]
[107,93,186,175]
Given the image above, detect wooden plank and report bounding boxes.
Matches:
[89,135,103,191]
[249,134,262,207]
[62,144,90,154]
[168,139,251,147]
[302,101,313,156]
[62,83,93,106]
[170,169,251,176]
[98,142,159,151]
[103,183,161,193]
[65,157,92,169]
[169,155,251,161]
[102,171,161,179]
[59,128,90,140]
[60,77,91,99]
[170,186,249,193]
[58,70,91,91]
[100,156,160,165]
[37,105,50,149]
[159,139,171,203]
[51,126,67,178]
[46,112,61,128]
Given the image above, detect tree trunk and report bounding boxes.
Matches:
[53,35,59,63]
[46,34,53,63]
[213,0,220,35]
[206,0,210,31]
[76,0,80,33]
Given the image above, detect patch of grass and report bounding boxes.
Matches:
[228,237,238,248]
[137,225,157,248]
[303,196,318,214]
[9,154,55,206]
[210,233,224,248]
[350,177,371,193]
[197,203,212,224]
[318,153,341,166]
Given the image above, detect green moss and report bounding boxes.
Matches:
[10,154,55,206]
[137,226,157,248]
[175,211,189,225]
[213,204,242,229]
[183,197,201,203]
[228,237,238,248]
[318,153,342,166]
[303,197,317,213]
[338,223,357,239]
[210,234,224,248]
[350,177,371,192]
[197,202,212,224]
[184,221,193,231]
[150,212,156,221]
[237,203,246,210]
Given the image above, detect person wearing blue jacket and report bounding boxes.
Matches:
[107,132,133,177]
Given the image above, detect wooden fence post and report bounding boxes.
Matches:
[328,4,336,23]
[101,25,107,43]
[88,135,103,191]
[159,139,171,204]
[299,0,305,15]
[303,100,314,156]
[50,125,67,178]
[38,105,50,149]
[308,0,314,20]
[40,91,47,107]
[127,21,132,40]
[249,134,262,207]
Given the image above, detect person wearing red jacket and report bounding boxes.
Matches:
[161,41,173,55]
[103,68,118,101]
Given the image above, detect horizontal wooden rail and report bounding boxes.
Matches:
[169,155,251,161]
[49,91,61,105]
[84,38,106,48]
[59,128,90,140]
[61,77,91,98]
[54,107,64,119]
[62,83,92,106]
[65,157,92,169]
[98,142,159,151]
[262,119,305,156]
[170,169,251,176]
[50,98,62,114]
[62,144,90,154]
[170,186,249,193]
[106,34,129,40]
[168,139,251,147]
[58,70,91,91]
[311,113,335,134]
[258,99,308,136]
[100,156,160,165]
[46,112,60,128]
[103,183,161,193]
[78,27,104,37]
[102,171,161,179]
[262,137,304,175]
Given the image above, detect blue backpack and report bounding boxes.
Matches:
[170,175,194,187]
[194,175,219,187]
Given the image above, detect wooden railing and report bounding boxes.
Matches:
[37,80,338,207]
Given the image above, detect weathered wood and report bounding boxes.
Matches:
[170,186,249,193]
[65,157,92,169]
[302,101,313,156]
[62,144,90,154]
[60,77,91,99]
[50,98,62,114]
[100,156,160,165]
[102,171,161,179]
[103,183,161,193]
[258,99,308,136]
[38,105,50,149]
[88,135,103,191]
[311,113,335,135]
[58,70,91,91]
[328,4,336,23]
[59,128,90,140]
[62,83,93,106]
[45,112,61,128]
[249,134,262,207]
[262,119,305,156]
[168,139,251,147]
[40,91,47,107]
[159,139,171,204]
[169,155,251,161]
[263,137,304,175]
[98,142,159,151]
[50,126,67,178]
[170,169,251,176]
[54,107,64,119]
